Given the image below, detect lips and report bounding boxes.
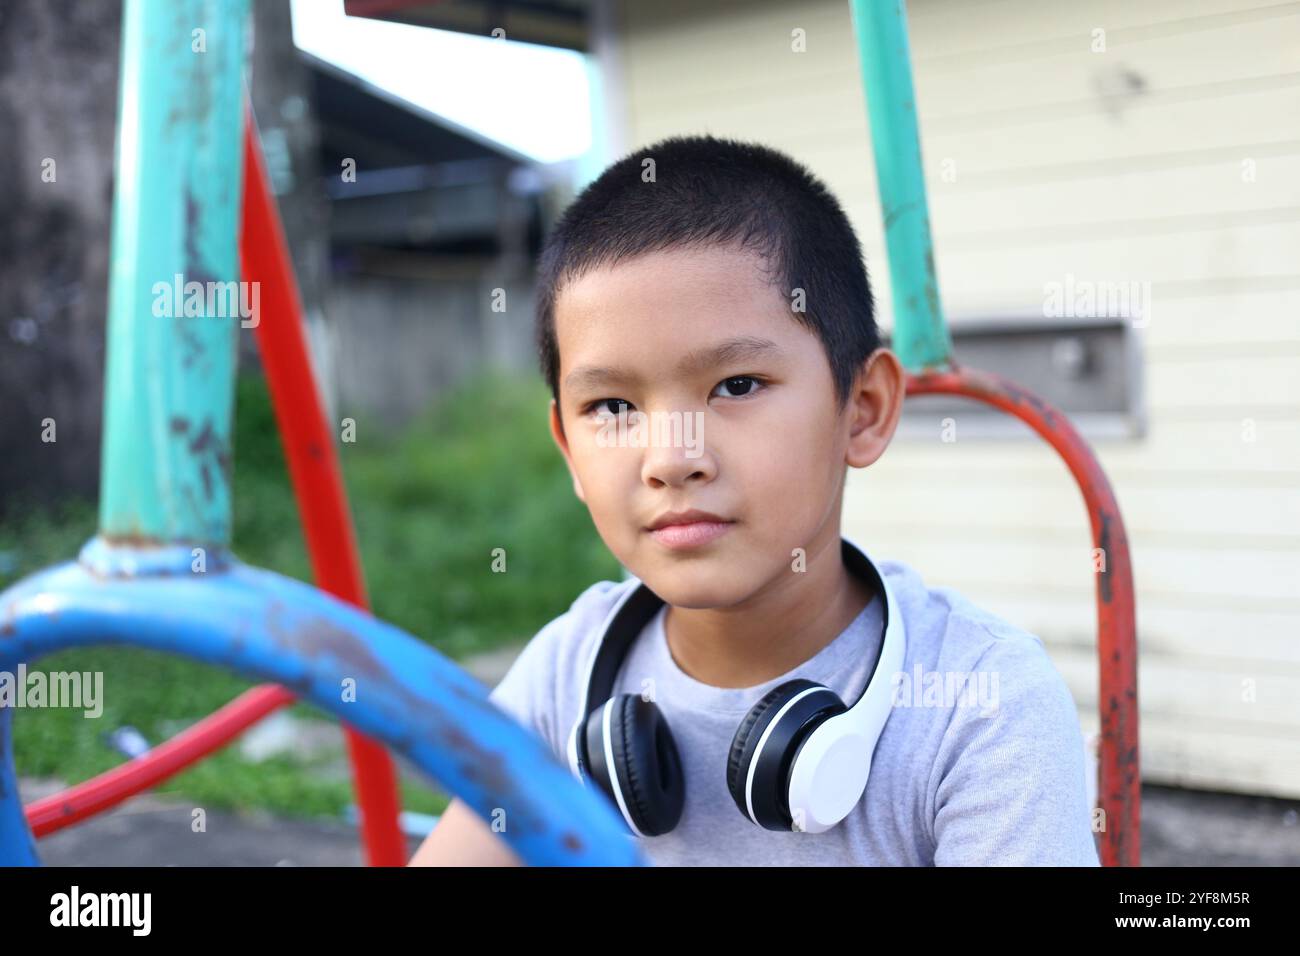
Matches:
[646,509,730,531]
[645,510,735,551]
[648,521,733,550]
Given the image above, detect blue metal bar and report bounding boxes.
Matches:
[849,0,954,371]
[0,540,646,866]
[0,699,38,865]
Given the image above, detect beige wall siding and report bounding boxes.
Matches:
[612,0,1300,795]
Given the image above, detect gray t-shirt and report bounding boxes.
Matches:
[488,556,1101,866]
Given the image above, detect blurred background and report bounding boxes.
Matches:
[2,0,1298,864]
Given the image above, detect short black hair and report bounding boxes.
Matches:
[534,134,879,413]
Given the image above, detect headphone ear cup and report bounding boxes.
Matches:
[585,694,685,836]
[614,694,685,836]
[727,680,807,821]
[727,678,844,829]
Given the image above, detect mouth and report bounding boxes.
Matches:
[644,510,736,551]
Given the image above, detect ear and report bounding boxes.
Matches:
[549,398,586,503]
[844,348,905,469]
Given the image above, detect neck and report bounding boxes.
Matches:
[663,532,875,689]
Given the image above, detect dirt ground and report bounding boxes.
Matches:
[17,776,1300,867]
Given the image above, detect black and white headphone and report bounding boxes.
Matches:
[566,537,906,837]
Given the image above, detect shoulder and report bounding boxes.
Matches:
[879,556,1061,690]
[487,575,639,755]
[878,555,1084,763]
[489,576,637,702]
[876,560,1096,863]
[524,576,639,673]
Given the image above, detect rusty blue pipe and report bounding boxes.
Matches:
[0,542,646,866]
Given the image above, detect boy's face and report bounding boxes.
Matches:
[548,242,902,610]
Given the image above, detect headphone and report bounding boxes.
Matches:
[566,537,906,837]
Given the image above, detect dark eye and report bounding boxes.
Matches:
[712,376,765,399]
[586,398,632,417]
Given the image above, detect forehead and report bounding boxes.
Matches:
[554,243,810,389]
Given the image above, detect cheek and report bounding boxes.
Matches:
[759,388,840,459]
[745,399,841,498]
[571,439,636,502]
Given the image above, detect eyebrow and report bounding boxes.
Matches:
[563,335,784,394]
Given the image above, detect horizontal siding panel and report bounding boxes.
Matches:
[1055,646,1300,727]
[919,82,1300,166]
[848,562,1300,614]
[1074,710,1300,797]
[1146,353,1300,407]
[624,3,1300,120]
[926,280,1300,330]
[833,535,1300,604]
[623,2,857,116]
[922,71,1300,135]
[849,237,1298,328]
[923,224,1300,309]
[625,67,862,135]
[632,81,1300,174]
[897,139,1300,194]
[1130,716,1300,795]
[907,0,1298,60]
[901,353,1300,413]
[861,462,1300,489]
[928,155,1300,232]
[853,267,1300,341]
[932,208,1300,253]
[624,0,846,54]
[916,9,1300,112]
[870,417,1300,471]
[740,143,1300,226]
[1117,290,1300,348]
[942,594,1300,667]
[852,480,1300,538]
[861,514,1300,556]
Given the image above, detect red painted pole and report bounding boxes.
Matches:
[26,685,295,836]
[239,105,407,867]
[906,366,1140,866]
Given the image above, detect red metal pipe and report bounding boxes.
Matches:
[906,365,1139,866]
[238,107,406,867]
[26,685,294,836]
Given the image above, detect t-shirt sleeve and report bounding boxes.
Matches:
[930,634,1102,866]
[487,613,568,760]
[486,580,624,762]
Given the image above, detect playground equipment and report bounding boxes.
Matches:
[0,0,641,867]
[849,0,1138,866]
[0,0,1137,866]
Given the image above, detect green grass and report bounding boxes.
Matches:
[0,365,618,823]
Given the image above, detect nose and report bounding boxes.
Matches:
[640,412,715,488]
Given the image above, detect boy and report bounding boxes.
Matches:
[410,134,1100,867]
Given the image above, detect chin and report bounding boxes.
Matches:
[640,562,748,610]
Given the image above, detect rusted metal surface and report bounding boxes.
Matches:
[0,553,644,866]
[907,365,1140,866]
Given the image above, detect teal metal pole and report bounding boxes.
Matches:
[849,0,953,372]
[99,0,249,547]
